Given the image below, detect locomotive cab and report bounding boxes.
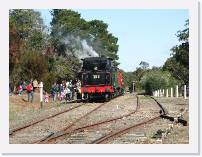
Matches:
[82,57,112,71]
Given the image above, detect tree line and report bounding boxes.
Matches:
[9,9,189,94]
[9,9,119,92]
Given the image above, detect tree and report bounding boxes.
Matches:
[141,70,177,94]
[139,61,149,70]
[9,9,47,87]
[50,9,119,65]
[163,20,189,85]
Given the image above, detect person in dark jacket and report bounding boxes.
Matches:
[27,79,34,103]
[51,82,57,102]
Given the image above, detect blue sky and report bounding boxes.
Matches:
[39,9,188,72]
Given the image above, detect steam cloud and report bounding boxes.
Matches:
[62,35,99,59]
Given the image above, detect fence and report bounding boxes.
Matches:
[153,85,189,99]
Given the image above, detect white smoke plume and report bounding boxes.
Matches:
[61,35,99,59]
[81,40,99,58]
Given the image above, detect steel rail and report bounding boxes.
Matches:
[33,101,109,144]
[9,103,84,135]
[90,95,165,144]
[34,95,139,144]
[91,115,161,144]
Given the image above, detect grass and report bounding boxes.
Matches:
[9,98,74,125]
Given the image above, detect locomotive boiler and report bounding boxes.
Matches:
[80,57,124,101]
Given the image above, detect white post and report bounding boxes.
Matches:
[170,87,173,98]
[184,85,187,99]
[132,81,135,93]
[176,85,179,98]
[166,89,168,97]
[157,90,159,97]
[162,89,165,97]
[160,89,162,97]
[40,82,43,108]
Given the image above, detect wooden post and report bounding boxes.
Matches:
[176,85,179,98]
[155,90,157,97]
[40,82,43,108]
[184,85,187,99]
[166,89,168,97]
[170,87,173,98]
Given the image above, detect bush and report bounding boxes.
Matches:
[141,70,177,94]
[9,51,49,88]
[42,72,57,93]
[20,51,48,81]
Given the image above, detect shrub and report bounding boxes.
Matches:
[42,72,57,93]
[141,70,177,94]
[20,51,48,81]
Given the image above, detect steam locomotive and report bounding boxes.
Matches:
[79,57,124,101]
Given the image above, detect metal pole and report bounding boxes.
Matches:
[40,82,43,108]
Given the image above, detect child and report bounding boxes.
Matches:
[44,92,49,103]
[60,91,65,101]
[17,85,23,95]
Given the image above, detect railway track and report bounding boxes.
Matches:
[90,95,188,144]
[9,101,84,136]
[34,95,140,144]
[12,94,187,144]
[32,96,139,144]
[91,115,161,144]
[89,95,166,144]
[32,100,111,144]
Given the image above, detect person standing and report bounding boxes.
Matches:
[17,84,23,95]
[27,79,34,103]
[51,82,57,102]
[76,79,81,99]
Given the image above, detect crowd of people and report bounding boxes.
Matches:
[50,79,81,103]
[10,78,81,104]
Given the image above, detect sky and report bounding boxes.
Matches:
[38,9,188,72]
